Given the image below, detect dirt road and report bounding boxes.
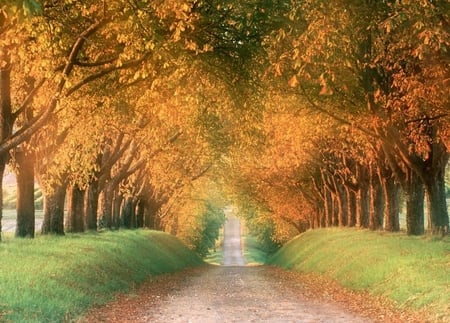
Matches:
[82,217,386,323]
[81,216,423,322]
[222,215,246,266]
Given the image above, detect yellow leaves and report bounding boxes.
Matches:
[273,63,282,76]
[318,72,333,96]
[184,39,197,51]
[276,28,286,42]
[288,75,298,88]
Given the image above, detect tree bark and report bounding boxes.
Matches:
[346,187,357,227]
[15,149,35,238]
[65,184,85,233]
[382,176,400,232]
[324,189,333,227]
[112,191,123,229]
[99,184,114,229]
[85,179,99,231]
[335,180,347,227]
[121,196,135,229]
[369,168,384,231]
[41,183,67,235]
[424,166,449,234]
[136,199,145,228]
[0,59,13,242]
[405,170,425,235]
[0,160,5,241]
[356,165,370,228]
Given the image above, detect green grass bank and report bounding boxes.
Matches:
[0,230,203,322]
[269,228,450,321]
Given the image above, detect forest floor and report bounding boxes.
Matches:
[79,217,427,323]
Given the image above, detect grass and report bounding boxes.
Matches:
[0,230,203,322]
[203,229,223,265]
[269,228,450,321]
[242,234,269,265]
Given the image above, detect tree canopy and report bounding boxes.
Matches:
[0,0,448,246]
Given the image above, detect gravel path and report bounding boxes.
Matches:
[80,216,425,323]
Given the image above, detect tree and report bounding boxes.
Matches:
[266,0,449,235]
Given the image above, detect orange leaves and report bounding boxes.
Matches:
[288,75,298,88]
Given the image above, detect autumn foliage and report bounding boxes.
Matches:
[0,0,448,246]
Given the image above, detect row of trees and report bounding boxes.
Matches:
[230,0,449,243]
[0,0,259,245]
[1,0,448,249]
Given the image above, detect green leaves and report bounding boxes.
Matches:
[22,0,42,16]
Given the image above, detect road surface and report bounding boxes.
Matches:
[222,215,246,266]
[82,215,405,322]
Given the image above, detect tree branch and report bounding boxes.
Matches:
[65,52,150,96]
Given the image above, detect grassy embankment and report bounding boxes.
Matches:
[242,234,270,265]
[0,230,203,322]
[269,228,450,321]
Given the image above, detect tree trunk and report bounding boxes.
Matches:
[85,179,99,231]
[0,59,13,242]
[99,184,114,229]
[65,184,85,233]
[405,170,425,235]
[335,181,347,227]
[346,187,357,227]
[332,195,339,226]
[112,191,123,229]
[369,169,384,231]
[15,149,35,238]
[0,160,5,241]
[324,189,333,227]
[423,162,449,235]
[121,196,134,229]
[136,199,145,228]
[357,186,370,228]
[383,176,400,232]
[41,183,67,235]
[356,164,370,228]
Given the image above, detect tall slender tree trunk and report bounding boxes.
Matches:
[346,187,357,227]
[136,199,145,228]
[15,149,35,238]
[329,194,336,226]
[112,191,123,229]
[319,206,326,227]
[85,179,99,231]
[423,161,449,235]
[383,176,400,232]
[99,184,114,229]
[369,169,384,231]
[357,186,370,228]
[41,183,67,235]
[65,184,85,233]
[356,164,370,228]
[324,189,333,227]
[405,170,425,235]
[0,160,5,241]
[121,196,134,229]
[0,59,13,242]
[335,181,347,227]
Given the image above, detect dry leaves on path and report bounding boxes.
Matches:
[79,265,430,323]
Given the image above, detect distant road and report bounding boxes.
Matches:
[222,215,246,266]
[2,210,43,233]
